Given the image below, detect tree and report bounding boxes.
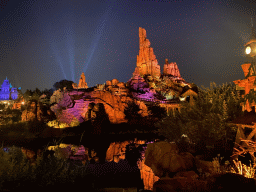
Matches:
[23,89,33,102]
[147,103,167,120]
[53,79,74,90]
[156,82,240,155]
[124,101,142,123]
[31,88,41,100]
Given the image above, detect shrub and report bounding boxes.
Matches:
[0,145,93,191]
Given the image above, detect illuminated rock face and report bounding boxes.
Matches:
[21,101,56,122]
[78,72,88,88]
[73,72,88,89]
[133,27,161,77]
[163,59,181,77]
[51,90,149,124]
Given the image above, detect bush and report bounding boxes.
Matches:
[0,145,93,191]
[156,82,239,153]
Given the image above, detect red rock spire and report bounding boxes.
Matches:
[133,27,161,77]
[163,59,181,77]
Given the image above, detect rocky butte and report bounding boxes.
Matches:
[22,27,197,127]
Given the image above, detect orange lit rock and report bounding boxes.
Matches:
[21,101,43,122]
[53,90,148,124]
[78,72,88,88]
[163,59,181,77]
[138,158,160,190]
[111,79,119,85]
[133,27,161,77]
[73,72,88,89]
[144,141,196,178]
[106,139,145,162]
[90,90,148,124]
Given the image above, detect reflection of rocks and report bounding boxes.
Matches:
[47,143,98,163]
[106,139,146,162]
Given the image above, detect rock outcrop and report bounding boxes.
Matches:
[104,79,129,96]
[133,27,161,77]
[72,72,88,89]
[106,139,146,162]
[163,59,181,77]
[49,89,148,125]
[21,100,55,122]
[144,141,195,177]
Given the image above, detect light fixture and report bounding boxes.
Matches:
[246,46,252,54]
[245,41,256,57]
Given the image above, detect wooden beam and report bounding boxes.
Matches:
[247,126,256,140]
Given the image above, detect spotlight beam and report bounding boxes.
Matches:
[83,6,111,73]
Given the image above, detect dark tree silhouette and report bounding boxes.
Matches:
[147,103,167,120]
[124,101,142,123]
[53,79,74,90]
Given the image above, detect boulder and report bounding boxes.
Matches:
[173,171,199,182]
[180,152,195,171]
[195,156,215,175]
[144,142,195,178]
[106,80,112,86]
[153,176,189,192]
[111,79,119,85]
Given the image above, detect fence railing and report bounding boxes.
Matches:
[135,97,178,104]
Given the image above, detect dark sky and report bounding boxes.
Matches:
[0,0,255,92]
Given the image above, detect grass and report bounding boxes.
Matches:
[209,154,256,179]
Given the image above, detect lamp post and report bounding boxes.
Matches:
[244,18,256,78]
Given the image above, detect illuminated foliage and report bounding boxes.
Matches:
[156,82,241,150]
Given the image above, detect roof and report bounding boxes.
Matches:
[180,89,198,97]
[1,79,10,88]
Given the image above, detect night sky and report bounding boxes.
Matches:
[0,0,255,92]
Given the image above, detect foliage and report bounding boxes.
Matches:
[210,154,256,179]
[47,120,69,128]
[146,102,167,120]
[156,82,242,150]
[0,108,22,125]
[0,145,92,191]
[23,88,42,102]
[53,79,74,91]
[124,101,142,122]
[0,104,5,111]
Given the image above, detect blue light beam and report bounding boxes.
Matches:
[45,25,68,80]
[83,6,111,73]
[66,19,75,82]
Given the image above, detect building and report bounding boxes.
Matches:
[0,77,19,103]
